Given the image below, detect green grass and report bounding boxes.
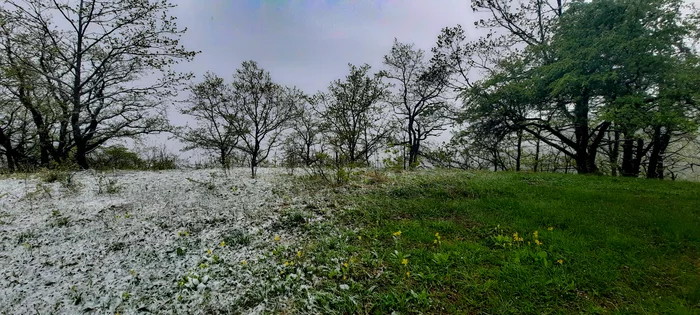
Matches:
[297,170,700,314]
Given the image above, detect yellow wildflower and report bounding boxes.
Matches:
[535,239,543,246]
[547,227,554,231]
[433,239,438,244]
[284,261,289,267]
[241,260,247,265]
[343,262,348,268]
[358,236,362,240]
[207,249,212,255]
[533,231,539,238]
[343,275,347,280]
[406,271,411,277]
[297,251,303,258]
[513,232,523,242]
[393,231,402,237]
[274,235,281,241]
[401,258,408,265]
[220,241,226,247]
[557,259,563,264]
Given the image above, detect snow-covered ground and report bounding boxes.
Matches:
[0,168,303,314]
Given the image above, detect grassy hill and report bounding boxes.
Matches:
[295,170,700,314]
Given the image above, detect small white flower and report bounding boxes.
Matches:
[339,284,349,290]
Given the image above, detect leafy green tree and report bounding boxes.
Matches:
[441,0,699,175]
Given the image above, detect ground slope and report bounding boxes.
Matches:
[0,168,306,314]
[289,170,700,314]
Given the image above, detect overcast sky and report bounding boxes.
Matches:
[155,0,480,161]
[171,0,476,90]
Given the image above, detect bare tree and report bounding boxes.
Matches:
[229,61,301,178]
[315,63,392,167]
[286,96,323,166]
[178,72,238,169]
[382,39,453,169]
[3,0,198,169]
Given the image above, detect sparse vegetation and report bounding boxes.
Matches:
[97,174,122,195]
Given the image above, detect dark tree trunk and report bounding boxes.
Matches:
[572,93,600,174]
[533,131,541,172]
[219,147,228,169]
[409,139,420,169]
[647,126,671,179]
[609,130,620,176]
[515,129,522,172]
[6,152,15,173]
[0,129,15,172]
[621,137,637,177]
[305,143,313,167]
[75,141,89,169]
[250,146,258,178]
[621,135,646,177]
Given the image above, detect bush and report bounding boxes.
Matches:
[140,144,179,170]
[89,145,144,170]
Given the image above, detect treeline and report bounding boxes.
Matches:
[177,55,450,178]
[2,0,699,180]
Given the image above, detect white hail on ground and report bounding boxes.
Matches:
[0,168,296,314]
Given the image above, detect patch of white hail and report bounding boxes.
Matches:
[0,168,300,314]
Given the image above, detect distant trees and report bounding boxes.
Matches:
[382,39,452,169]
[178,61,302,178]
[314,64,392,167]
[229,61,302,178]
[284,97,323,167]
[178,73,238,169]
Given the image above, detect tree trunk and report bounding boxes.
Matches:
[6,151,15,173]
[75,141,89,169]
[621,137,636,177]
[0,131,15,172]
[656,133,670,179]
[533,132,541,172]
[609,130,620,176]
[250,149,258,178]
[219,147,228,169]
[408,139,420,169]
[621,134,646,177]
[515,129,522,172]
[573,93,596,174]
[647,126,670,179]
